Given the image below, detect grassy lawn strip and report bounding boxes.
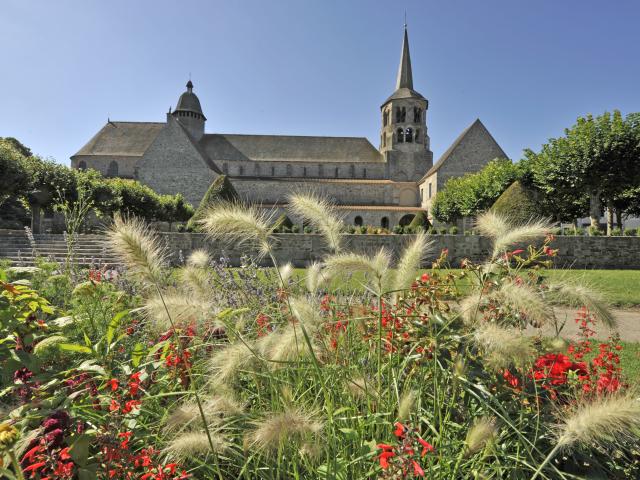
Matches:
[286,268,640,308]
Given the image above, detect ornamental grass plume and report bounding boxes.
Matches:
[257,324,322,368]
[393,232,432,292]
[473,323,535,370]
[106,214,167,284]
[209,340,257,384]
[458,291,484,325]
[164,431,229,460]
[495,280,554,328]
[533,394,640,479]
[476,211,550,258]
[305,262,329,294]
[179,265,211,299]
[33,335,68,356]
[323,248,391,296]
[143,293,215,331]
[287,192,344,252]
[186,249,210,268]
[556,394,640,450]
[200,203,277,259]
[465,417,498,456]
[245,407,323,452]
[397,390,418,421]
[546,280,616,329]
[165,394,244,434]
[277,262,294,288]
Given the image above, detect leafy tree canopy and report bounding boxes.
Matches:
[431,158,520,223]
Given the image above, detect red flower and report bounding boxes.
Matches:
[393,422,406,438]
[511,249,524,256]
[59,447,72,461]
[378,450,396,469]
[420,273,430,283]
[412,459,425,476]
[109,400,120,412]
[417,437,434,456]
[108,378,119,391]
[24,461,47,477]
[122,399,141,414]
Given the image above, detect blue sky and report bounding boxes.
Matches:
[2,0,639,165]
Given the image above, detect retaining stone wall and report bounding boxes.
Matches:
[156,233,640,269]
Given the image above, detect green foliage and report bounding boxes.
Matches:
[0,138,32,206]
[449,226,458,235]
[431,158,520,223]
[491,181,543,225]
[611,227,623,236]
[272,214,293,233]
[408,210,430,230]
[526,110,640,223]
[187,175,238,231]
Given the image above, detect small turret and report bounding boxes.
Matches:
[171,80,206,140]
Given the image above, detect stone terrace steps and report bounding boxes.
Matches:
[0,231,119,267]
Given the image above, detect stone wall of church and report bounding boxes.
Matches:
[229,177,420,207]
[155,233,640,269]
[71,155,138,179]
[137,119,216,207]
[435,125,506,190]
[216,160,387,180]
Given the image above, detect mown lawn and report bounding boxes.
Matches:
[289,268,640,307]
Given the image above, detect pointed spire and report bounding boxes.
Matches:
[396,24,413,90]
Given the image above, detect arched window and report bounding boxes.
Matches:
[223,163,228,174]
[413,107,422,123]
[354,216,363,227]
[381,217,389,229]
[349,164,355,178]
[395,107,406,123]
[405,128,413,143]
[397,128,404,143]
[78,160,87,170]
[383,110,389,126]
[107,161,119,177]
[286,164,292,176]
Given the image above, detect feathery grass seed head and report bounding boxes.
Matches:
[106,214,166,284]
[287,192,344,252]
[246,408,323,451]
[393,232,432,292]
[465,417,498,455]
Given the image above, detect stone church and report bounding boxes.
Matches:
[71,26,507,228]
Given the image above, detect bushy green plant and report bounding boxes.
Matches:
[611,227,623,236]
[291,224,300,233]
[304,225,313,234]
[490,180,543,226]
[393,225,403,234]
[449,226,458,235]
[438,227,448,235]
[589,226,604,236]
[624,227,636,236]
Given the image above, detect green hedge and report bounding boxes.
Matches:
[490,181,543,225]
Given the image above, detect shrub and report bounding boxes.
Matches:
[490,181,543,226]
[438,227,448,235]
[589,226,604,236]
[624,228,636,236]
[187,175,238,231]
[358,226,367,234]
[393,225,403,234]
[611,227,623,236]
[449,226,458,235]
[304,226,313,234]
[346,225,356,234]
[408,211,430,231]
[291,224,300,233]
[637,226,640,237]
[273,214,293,233]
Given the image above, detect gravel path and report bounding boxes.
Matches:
[528,307,640,342]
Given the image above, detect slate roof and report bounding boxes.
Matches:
[71,122,164,158]
[419,119,506,182]
[201,134,384,163]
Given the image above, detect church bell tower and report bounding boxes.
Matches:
[171,80,206,141]
[380,25,432,181]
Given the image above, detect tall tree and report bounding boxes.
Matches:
[0,138,31,206]
[528,111,640,232]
